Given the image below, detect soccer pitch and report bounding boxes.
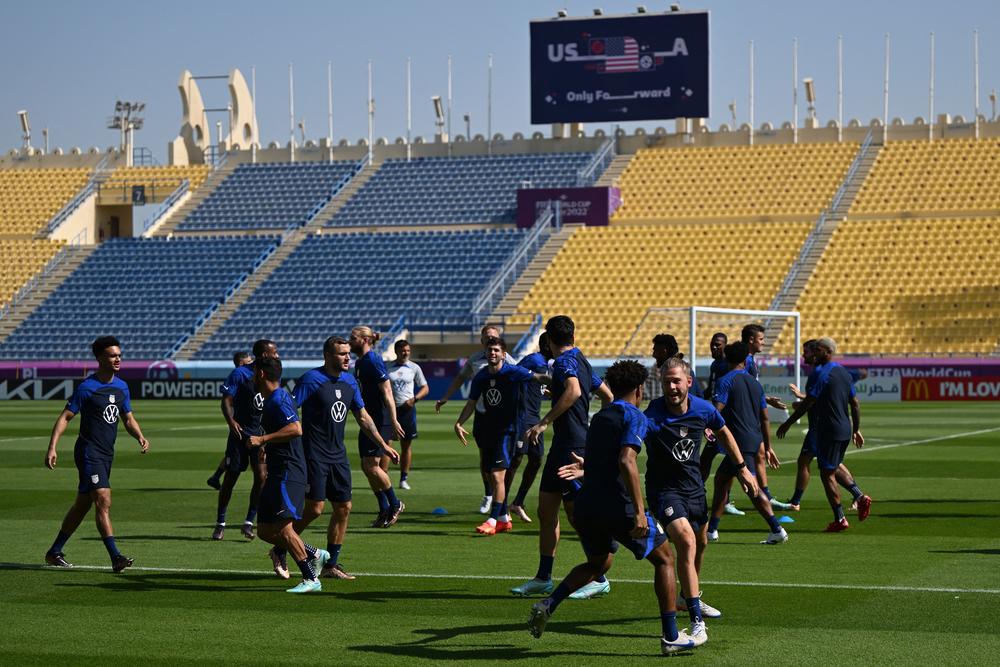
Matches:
[1,400,998,665]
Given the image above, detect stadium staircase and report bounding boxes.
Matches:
[172,229,307,359]
[764,133,883,350]
[488,225,576,327]
[307,161,379,227]
[0,244,97,343]
[594,154,632,188]
[152,162,238,236]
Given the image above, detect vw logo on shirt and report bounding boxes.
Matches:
[103,404,120,425]
[485,388,502,407]
[253,393,264,410]
[330,401,348,423]
[671,438,696,462]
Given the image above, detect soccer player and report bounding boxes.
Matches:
[527,360,702,655]
[652,333,703,397]
[697,332,745,516]
[350,326,406,528]
[386,339,428,490]
[508,331,553,523]
[741,324,792,511]
[777,337,869,531]
[436,324,516,513]
[644,357,758,630]
[706,342,788,544]
[245,357,329,593]
[454,336,548,535]
[784,340,871,514]
[512,315,614,600]
[207,350,252,490]
[213,339,277,541]
[43,336,149,573]
[275,336,396,581]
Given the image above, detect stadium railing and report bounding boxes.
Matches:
[375,315,407,356]
[0,229,86,322]
[511,312,544,359]
[576,138,614,186]
[141,179,189,233]
[42,154,112,235]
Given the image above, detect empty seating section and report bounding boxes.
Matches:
[98,165,210,204]
[196,229,526,359]
[775,218,1000,356]
[851,139,1000,214]
[177,161,360,231]
[514,222,812,357]
[0,167,91,235]
[328,152,593,227]
[613,143,857,221]
[0,236,278,360]
[0,239,64,304]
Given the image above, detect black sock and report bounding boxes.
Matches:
[48,530,71,555]
[296,558,316,581]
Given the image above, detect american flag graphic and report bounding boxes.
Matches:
[603,36,640,73]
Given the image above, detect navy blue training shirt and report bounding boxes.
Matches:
[469,362,535,436]
[294,367,365,464]
[713,369,767,454]
[222,363,264,436]
[644,395,725,496]
[576,400,648,518]
[260,387,305,479]
[745,354,760,381]
[705,357,730,400]
[355,350,390,427]
[550,347,604,451]
[517,352,549,431]
[808,362,857,443]
[66,374,132,459]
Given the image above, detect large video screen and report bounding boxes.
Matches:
[530,11,709,124]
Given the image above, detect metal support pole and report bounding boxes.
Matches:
[251,66,257,163]
[837,35,844,142]
[792,38,798,144]
[794,316,801,390]
[749,40,755,146]
[974,29,980,139]
[406,57,412,161]
[289,63,296,162]
[882,33,890,143]
[929,33,935,142]
[367,59,374,165]
[487,53,493,155]
[689,307,698,378]
[447,54,453,158]
[327,61,334,162]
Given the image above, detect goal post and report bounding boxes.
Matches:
[621,305,801,396]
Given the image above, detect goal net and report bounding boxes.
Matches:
[620,306,801,405]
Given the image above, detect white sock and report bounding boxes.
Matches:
[486,517,497,526]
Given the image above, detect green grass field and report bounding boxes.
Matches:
[1,399,998,665]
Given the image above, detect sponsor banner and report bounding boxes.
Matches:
[530,11,709,123]
[516,186,621,228]
[901,376,1000,401]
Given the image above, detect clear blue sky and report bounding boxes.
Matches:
[2,1,997,160]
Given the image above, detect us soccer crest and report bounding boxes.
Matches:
[109,395,116,404]
[679,426,687,437]
[335,389,342,399]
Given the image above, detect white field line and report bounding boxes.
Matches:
[778,426,1000,465]
[5,562,997,595]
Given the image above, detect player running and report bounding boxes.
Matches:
[245,357,330,593]
[454,336,548,535]
[43,336,149,573]
[512,315,614,600]
[527,360,702,655]
[207,350,251,490]
[777,337,868,532]
[213,339,277,541]
[644,357,758,633]
[706,342,788,544]
[350,326,405,528]
[698,332,745,516]
[386,339,428,490]
[508,331,553,523]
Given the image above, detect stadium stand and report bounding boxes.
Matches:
[176,161,361,232]
[612,142,858,222]
[774,217,1000,356]
[512,221,813,357]
[0,236,279,360]
[194,228,527,359]
[326,152,594,227]
[0,167,91,235]
[851,138,1000,215]
[0,239,65,305]
[97,165,210,205]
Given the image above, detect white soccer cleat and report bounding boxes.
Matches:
[511,504,532,523]
[723,502,745,516]
[676,592,722,618]
[527,600,551,638]
[479,495,492,514]
[400,479,411,490]
[769,498,794,511]
[762,527,789,545]
[661,630,698,655]
[568,579,611,599]
[707,529,719,542]
[689,621,708,645]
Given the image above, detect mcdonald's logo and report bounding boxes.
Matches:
[903,379,931,401]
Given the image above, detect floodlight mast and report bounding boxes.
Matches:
[108,101,145,167]
[17,110,31,151]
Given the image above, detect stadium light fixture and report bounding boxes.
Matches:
[803,78,817,120]
[593,8,603,16]
[431,95,445,140]
[670,4,681,11]
[17,109,32,151]
[637,6,647,13]
[990,89,997,121]
[728,100,737,128]
[556,9,568,17]
[108,99,146,167]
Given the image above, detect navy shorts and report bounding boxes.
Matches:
[514,425,544,461]
[478,432,516,471]
[717,451,760,478]
[800,431,818,458]
[538,448,584,500]
[75,446,112,493]
[647,489,709,531]
[394,404,418,440]
[358,430,385,459]
[816,438,849,471]
[574,509,669,561]
[306,458,352,503]
[258,470,305,524]
[224,432,262,473]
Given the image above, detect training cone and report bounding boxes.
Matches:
[431,507,448,515]
[778,515,795,524]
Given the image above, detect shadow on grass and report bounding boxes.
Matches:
[51,570,283,593]
[81,535,212,543]
[331,587,517,604]
[929,548,1000,556]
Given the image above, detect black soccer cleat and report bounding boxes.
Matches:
[370,511,387,529]
[44,552,73,568]
[206,475,222,491]
[111,554,134,573]
[383,502,405,528]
